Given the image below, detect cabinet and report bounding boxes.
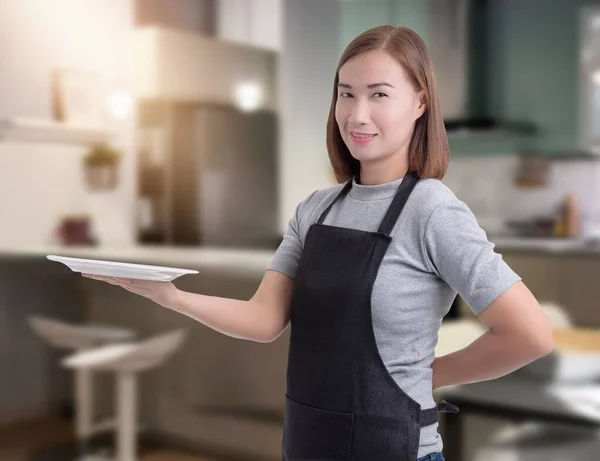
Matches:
[216,0,282,51]
[501,253,562,304]
[560,256,600,327]
[457,251,600,328]
[579,5,600,154]
[0,261,86,427]
[457,252,561,318]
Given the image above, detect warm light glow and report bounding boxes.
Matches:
[234,80,263,112]
[107,91,133,118]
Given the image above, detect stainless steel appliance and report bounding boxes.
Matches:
[137,103,280,249]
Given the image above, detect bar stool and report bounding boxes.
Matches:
[28,316,137,460]
[28,316,137,350]
[62,330,187,461]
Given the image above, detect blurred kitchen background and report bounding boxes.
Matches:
[3,0,600,460]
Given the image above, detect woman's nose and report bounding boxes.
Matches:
[348,100,371,124]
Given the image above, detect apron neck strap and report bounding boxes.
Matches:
[377,173,420,235]
[316,179,353,225]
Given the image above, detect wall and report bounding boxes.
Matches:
[443,154,600,238]
[0,0,136,247]
[278,0,341,233]
[340,0,428,56]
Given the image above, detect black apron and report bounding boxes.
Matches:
[282,173,459,461]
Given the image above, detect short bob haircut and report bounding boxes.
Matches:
[326,25,450,183]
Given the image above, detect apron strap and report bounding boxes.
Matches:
[377,173,420,236]
[316,179,353,224]
[420,400,460,427]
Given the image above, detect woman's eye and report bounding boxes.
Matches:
[373,92,387,98]
[339,92,352,98]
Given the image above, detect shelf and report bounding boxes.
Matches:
[0,118,113,145]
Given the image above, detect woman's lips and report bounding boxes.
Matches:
[350,132,377,144]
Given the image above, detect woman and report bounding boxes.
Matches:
[85,26,554,461]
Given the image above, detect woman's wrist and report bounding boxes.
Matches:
[431,356,449,391]
[156,283,183,311]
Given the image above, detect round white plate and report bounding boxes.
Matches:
[47,254,199,281]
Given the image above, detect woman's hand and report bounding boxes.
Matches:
[81,273,180,309]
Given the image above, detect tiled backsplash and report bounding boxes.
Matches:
[443,154,600,238]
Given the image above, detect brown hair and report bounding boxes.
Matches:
[326,26,450,183]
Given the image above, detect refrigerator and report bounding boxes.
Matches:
[167,104,280,248]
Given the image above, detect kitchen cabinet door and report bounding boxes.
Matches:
[458,252,561,318]
[579,5,600,154]
[559,256,600,328]
[0,261,85,426]
[501,253,562,304]
[217,0,282,51]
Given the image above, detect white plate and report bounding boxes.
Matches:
[47,254,199,281]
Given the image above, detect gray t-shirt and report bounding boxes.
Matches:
[267,175,521,457]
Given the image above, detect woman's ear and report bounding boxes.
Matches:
[416,91,427,118]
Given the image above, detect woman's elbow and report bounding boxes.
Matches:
[531,328,555,358]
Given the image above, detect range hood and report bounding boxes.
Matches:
[426,0,534,134]
[134,27,278,111]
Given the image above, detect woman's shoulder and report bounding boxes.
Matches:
[292,181,346,224]
[313,181,348,202]
[410,178,480,233]
[402,177,483,235]
[298,182,346,208]
[411,177,459,212]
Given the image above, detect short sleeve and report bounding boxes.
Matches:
[266,191,317,279]
[424,199,522,315]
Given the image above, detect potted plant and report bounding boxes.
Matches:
[84,142,121,190]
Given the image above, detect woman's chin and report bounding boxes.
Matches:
[348,150,383,163]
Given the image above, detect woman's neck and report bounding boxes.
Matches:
[359,158,408,185]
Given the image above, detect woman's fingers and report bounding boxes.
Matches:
[83,274,138,285]
[111,277,158,297]
[80,274,169,300]
[82,274,120,285]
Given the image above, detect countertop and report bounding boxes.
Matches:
[491,237,600,254]
[1,236,599,274]
[0,244,275,277]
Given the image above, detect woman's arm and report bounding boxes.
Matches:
[84,269,294,343]
[170,269,294,342]
[432,280,554,390]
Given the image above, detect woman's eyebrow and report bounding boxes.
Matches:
[337,82,395,89]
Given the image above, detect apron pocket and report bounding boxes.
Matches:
[283,394,354,461]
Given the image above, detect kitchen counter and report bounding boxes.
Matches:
[1,236,600,276]
[1,237,599,276]
[0,244,276,277]
[491,237,600,254]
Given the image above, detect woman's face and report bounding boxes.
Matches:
[335,50,425,166]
